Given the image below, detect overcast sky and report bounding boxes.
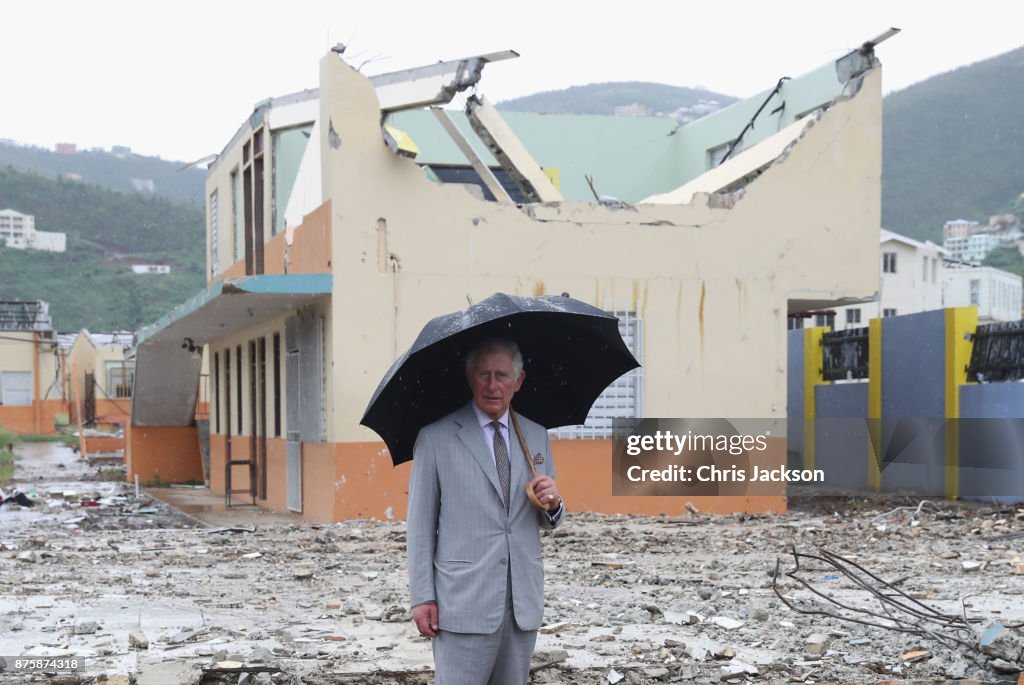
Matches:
[3,0,1020,163]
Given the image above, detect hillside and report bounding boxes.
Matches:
[498,81,738,118]
[0,141,204,205]
[881,46,1024,242]
[0,167,204,331]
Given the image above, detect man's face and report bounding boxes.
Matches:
[467,349,525,420]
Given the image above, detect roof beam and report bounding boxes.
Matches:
[368,50,518,114]
[464,95,563,203]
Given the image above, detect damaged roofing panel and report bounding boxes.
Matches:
[369,50,519,113]
[0,300,54,333]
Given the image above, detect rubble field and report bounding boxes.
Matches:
[2,442,1024,685]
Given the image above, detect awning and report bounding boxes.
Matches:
[132,274,332,426]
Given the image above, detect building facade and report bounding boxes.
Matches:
[0,301,67,435]
[0,209,67,252]
[130,44,888,521]
[943,265,1023,322]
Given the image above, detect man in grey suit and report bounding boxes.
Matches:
[407,338,564,685]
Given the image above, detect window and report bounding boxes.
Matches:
[707,139,741,168]
[788,316,804,330]
[922,256,927,281]
[931,258,938,283]
[846,308,861,324]
[272,124,314,236]
[969,279,980,306]
[231,169,242,263]
[814,313,835,328]
[105,361,134,398]
[1,371,31,405]
[882,252,897,273]
[552,311,642,439]
[209,190,219,278]
[883,308,897,318]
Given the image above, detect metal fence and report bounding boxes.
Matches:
[821,327,869,381]
[968,320,1024,383]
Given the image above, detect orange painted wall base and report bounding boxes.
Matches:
[127,425,204,484]
[0,400,67,436]
[207,436,787,522]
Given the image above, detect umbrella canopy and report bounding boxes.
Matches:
[361,293,640,465]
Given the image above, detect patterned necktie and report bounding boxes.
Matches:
[491,420,511,512]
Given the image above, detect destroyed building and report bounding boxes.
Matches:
[130,41,888,522]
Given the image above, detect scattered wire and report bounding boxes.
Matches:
[870,500,941,525]
[773,545,985,656]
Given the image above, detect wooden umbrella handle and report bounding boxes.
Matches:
[510,408,550,512]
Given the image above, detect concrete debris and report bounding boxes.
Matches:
[719,660,759,680]
[805,632,830,657]
[978,621,1024,663]
[2,443,1023,683]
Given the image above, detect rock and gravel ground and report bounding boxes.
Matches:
[2,442,1023,684]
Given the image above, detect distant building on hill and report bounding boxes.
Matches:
[131,264,171,274]
[0,209,66,253]
[54,142,77,154]
[943,216,1022,264]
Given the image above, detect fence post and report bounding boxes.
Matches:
[867,317,882,490]
[803,326,829,471]
[944,307,977,499]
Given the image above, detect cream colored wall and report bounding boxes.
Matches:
[93,344,128,393]
[0,333,61,401]
[0,333,37,375]
[209,318,282,439]
[317,54,883,442]
[67,332,96,380]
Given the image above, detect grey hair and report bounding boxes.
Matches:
[465,338,524,376]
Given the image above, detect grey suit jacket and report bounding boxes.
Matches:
[407,402,562,634]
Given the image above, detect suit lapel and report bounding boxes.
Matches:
[454,403,504,505]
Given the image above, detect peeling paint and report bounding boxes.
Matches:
[376,218,388,273]
[699,281,706,358]
[328,120,341,149]
[532,280,545,297]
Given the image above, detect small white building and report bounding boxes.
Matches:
[0,209,66,252]
[131,264,171,274]
[943,265,1023,323]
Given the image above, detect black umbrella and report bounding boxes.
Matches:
[361,293,640,465]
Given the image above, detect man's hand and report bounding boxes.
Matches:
[412,601,439,638]
[529,475,561,512]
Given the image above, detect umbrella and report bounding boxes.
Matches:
[361,292,640,465]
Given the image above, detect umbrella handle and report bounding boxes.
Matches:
[510,408,552,513]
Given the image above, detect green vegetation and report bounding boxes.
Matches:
[882,46,1024,242]
[0,142,204,205]
[0,167,204,331]
[498,81,738,116]
[0,428,17,482]
[983,246,1024,279]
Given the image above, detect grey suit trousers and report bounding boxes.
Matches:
[432,568,536,685]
